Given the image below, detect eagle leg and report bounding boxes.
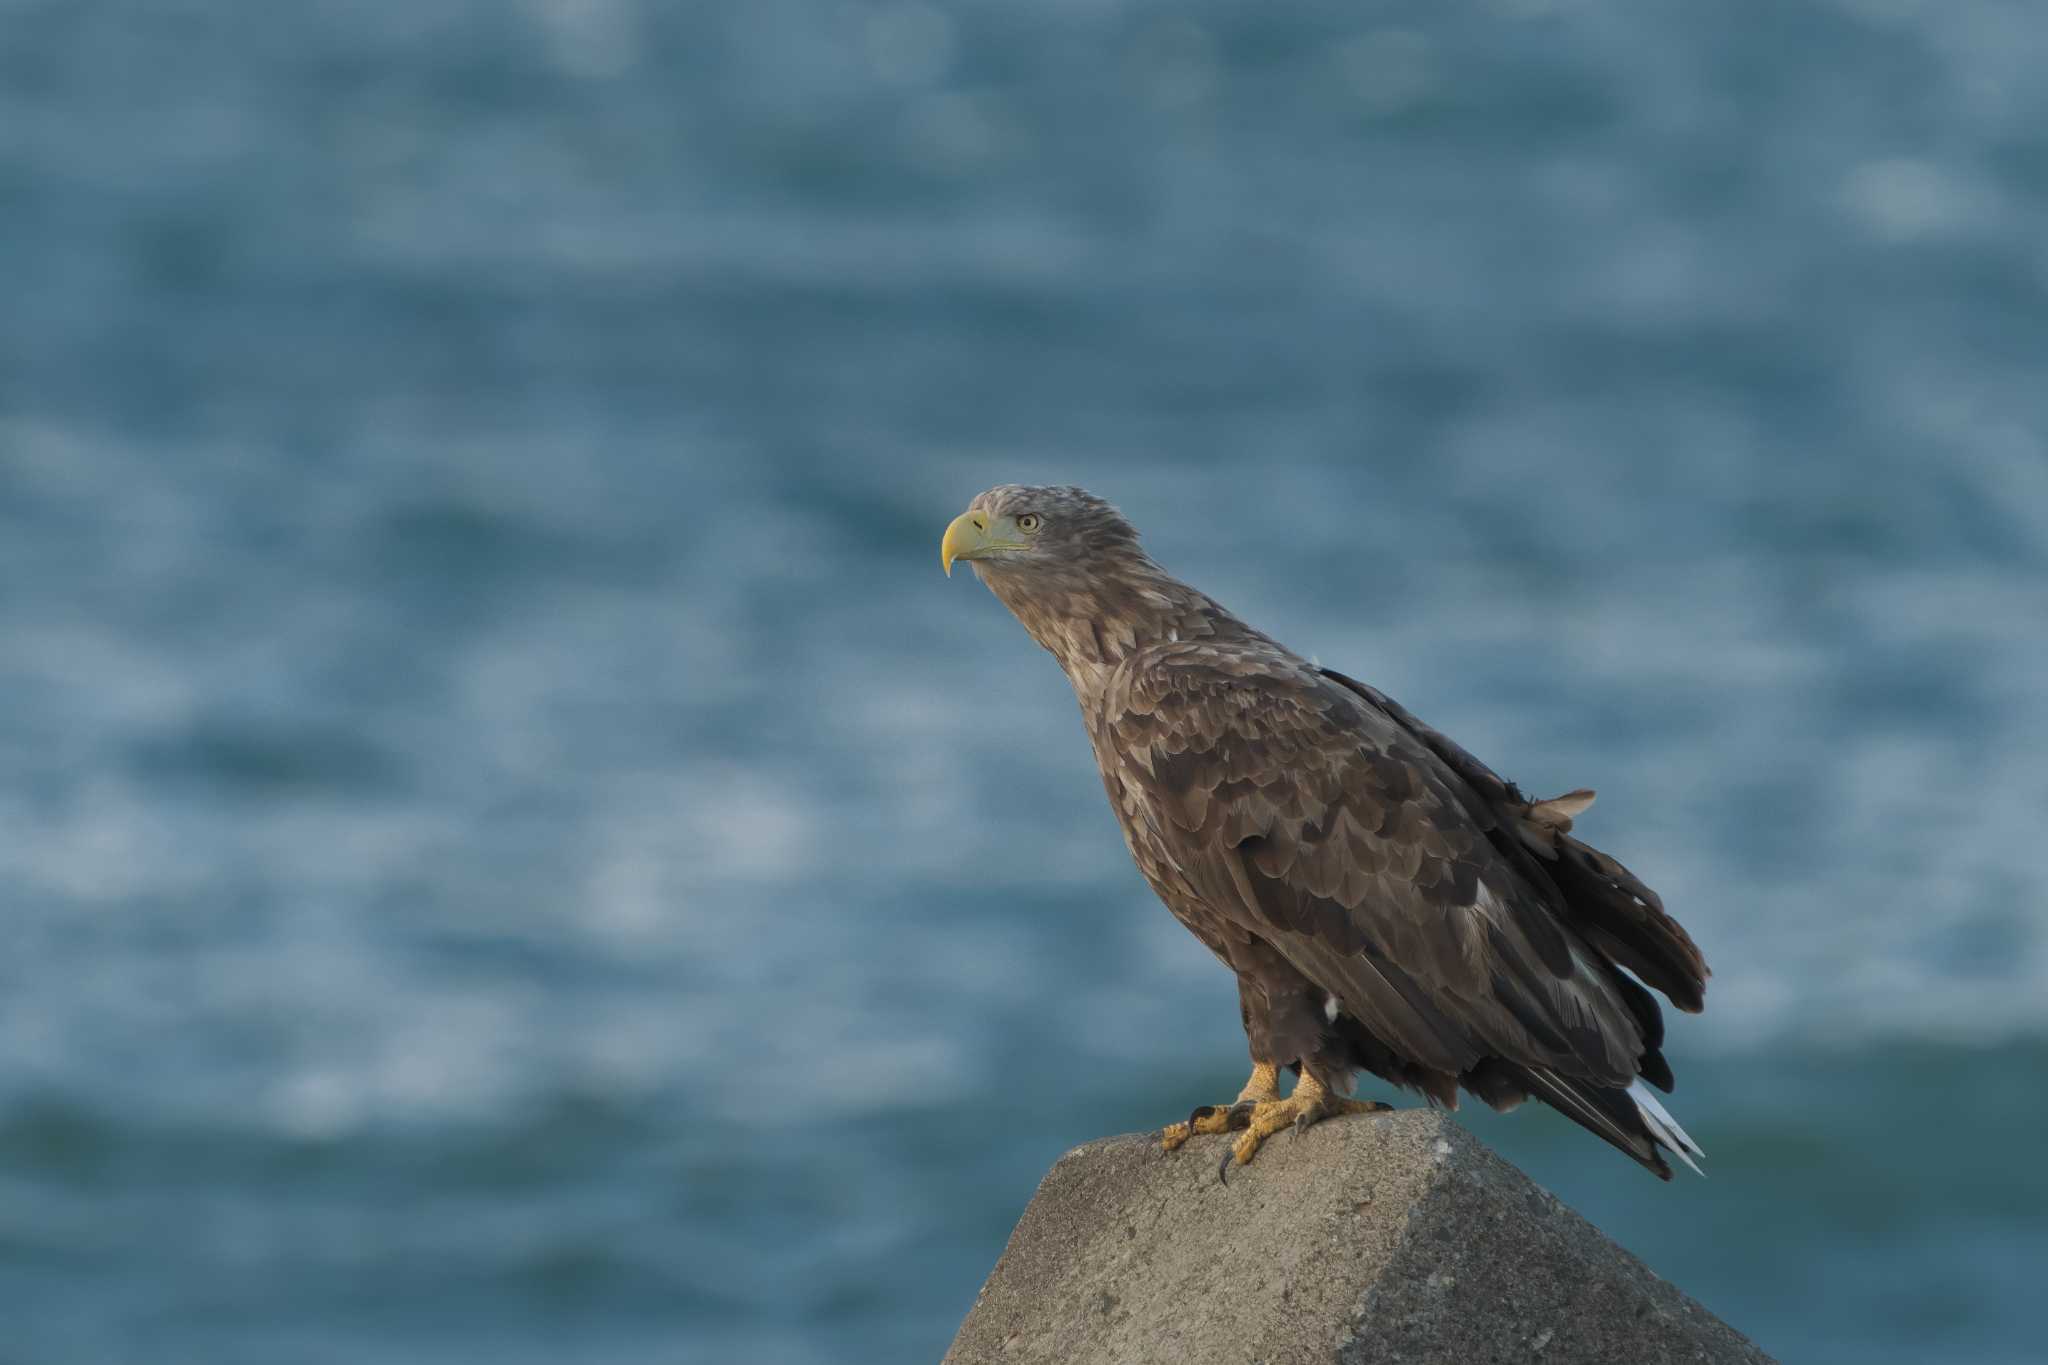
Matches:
[1221,1072,1391,1175]
[1159,1060,1282,1152]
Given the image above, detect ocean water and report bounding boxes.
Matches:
[3,1,2047,1361]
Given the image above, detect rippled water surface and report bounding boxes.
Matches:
[4,2,2047,1361]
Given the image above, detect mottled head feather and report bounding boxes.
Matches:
[965,484,1146,575]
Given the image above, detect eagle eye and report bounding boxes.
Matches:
[1017,513,1042,533]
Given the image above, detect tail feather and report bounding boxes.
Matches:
[1628,1078,1705,1176]
[1507,1065,1706,1180]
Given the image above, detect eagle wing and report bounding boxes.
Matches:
[1318,667,1707,1016]
[1103,644,1683,1093]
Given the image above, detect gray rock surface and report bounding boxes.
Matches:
[944,1109,1774,1365]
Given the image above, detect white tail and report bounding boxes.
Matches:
[1628,1079,1705,1176]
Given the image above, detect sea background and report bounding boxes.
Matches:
[4,1,2047,1361]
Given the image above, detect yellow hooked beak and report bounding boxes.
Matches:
[940,510,1027,576]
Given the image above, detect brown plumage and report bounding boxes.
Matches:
[941,485,1709,1178]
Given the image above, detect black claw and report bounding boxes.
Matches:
[1216,1149,1233,1185]
[1185,1104,1220,1129]
[1225,1100,1255,1131]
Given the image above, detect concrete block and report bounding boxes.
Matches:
[944,1109,1773,1365]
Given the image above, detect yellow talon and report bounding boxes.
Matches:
[1161,1062,1390,1169]
[1221,1074,1392,1172]
[1159,1061,1284,1151]
[1160,1105,1235,1151]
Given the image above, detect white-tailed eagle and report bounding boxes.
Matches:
[942,485,1708,1179]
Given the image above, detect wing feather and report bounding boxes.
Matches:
[1103,647,1648,1088]
[1321,667,1708,1014]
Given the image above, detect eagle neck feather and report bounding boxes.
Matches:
[981,558,1251,694]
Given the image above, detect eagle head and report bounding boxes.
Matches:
[939,484,1142,580]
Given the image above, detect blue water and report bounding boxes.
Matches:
[4,1,2047,1361]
